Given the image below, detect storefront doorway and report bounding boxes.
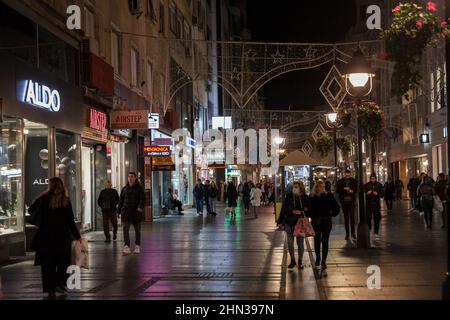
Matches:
[81,146,94,231]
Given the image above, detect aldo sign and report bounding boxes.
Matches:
[22,80,61,112]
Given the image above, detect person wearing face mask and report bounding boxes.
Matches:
[364,173,385,241]
[277,181,310,269]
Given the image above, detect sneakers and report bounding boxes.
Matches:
[351,234,357,241]
[298,260,304,270]
[122,245,131,255]
[374,234,380,241]
[287,261,296,269]
[133,245,141,254]
[105,239,111,243]
[113,234,117,241]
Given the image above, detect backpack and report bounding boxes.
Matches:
[420,184,434,201]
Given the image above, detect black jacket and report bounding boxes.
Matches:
[193,184,204,200]
[384,182,396,200]
[309,193,340,222]
[278,193,310,227]
[364,181,384,207]
[208,186,218,199]
[336,177,357,204]
[28,194,81,265]
[225,184,238,207]
[434,180,447,202]
[118,182,145,222]
[407,178,421,197]
[97,188,120,211]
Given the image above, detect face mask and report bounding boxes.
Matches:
[293,187,300,195]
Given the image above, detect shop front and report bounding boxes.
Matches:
[81,106,109,232]
[0,52,83,261]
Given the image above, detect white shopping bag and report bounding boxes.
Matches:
[432,195,444,215]
[71,238,89,269]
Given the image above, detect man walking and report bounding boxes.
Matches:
[395,177,404,200]
[336,169,357,241]
[364,173,384,241]
[407,175,420,211]
[118,172,145,255]
[193,179,205,216]
[97,180,120,243]
[204,180,212,215]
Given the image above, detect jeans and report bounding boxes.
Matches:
[123,221,141,246]
[208,197,216,213]
[341,203,355,237]
[422,199,433,227]
[410,196,417,210]
[367,204,381,234]
[102,209,118,240]
[285,224,305,263]
[195,198,204,214]
[312,218,332,264]
[40,251,71,293]
[385,198,393,211]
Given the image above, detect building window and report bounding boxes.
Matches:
[147,0,156,21]
[84,7,95,38]
[160,74,166,110]
[159,1,165,33]
[147,61,153,99]
[177,15,183,39]
[169,1,176,34]
[111,30,121,75]
[131,47,140,87]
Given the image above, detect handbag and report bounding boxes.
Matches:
[71,238,89,269]
[433,195,444,214]
[293,218,316,238]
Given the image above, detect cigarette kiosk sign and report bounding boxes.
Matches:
[143,146,171,157]
[110,110,149,129]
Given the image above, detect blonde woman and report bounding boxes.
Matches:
[277,181,310,269]
[309,181,340,271]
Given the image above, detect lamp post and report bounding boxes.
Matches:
[325,112,340,185]
[274,137,285,216]
[342,47,375,249]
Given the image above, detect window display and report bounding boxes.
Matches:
[56,129,81,222]
[0,118,23,235]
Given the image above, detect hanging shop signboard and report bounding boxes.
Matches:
[83,107,109,143]
[148,113,160,129]
[143,146,171,157]
[151,156,175,171]
[110,110,149,129]
[153,137,174,147]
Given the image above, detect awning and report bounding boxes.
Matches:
[279,150,325,166]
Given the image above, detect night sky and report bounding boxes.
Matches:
[246,0,357,109]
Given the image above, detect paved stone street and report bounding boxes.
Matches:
[0,200,448,300]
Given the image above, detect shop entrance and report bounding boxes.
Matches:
[81,146,94,231]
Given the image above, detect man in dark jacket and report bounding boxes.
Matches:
[118,172,145,255]
[407,175,421,211]
[204,180,212,215]
[395,177,404,200]
[336,169,357,241]
[193,179,204,215]
[364,173,384,241]
[97,180,120,243]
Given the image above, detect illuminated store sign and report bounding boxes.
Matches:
[89,109,108,132]
[22,80,61,112]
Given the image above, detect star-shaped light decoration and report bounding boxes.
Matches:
[271,50,285,64]
[231,67,241,81]
[304,46,318,59]
[245,48,257,62]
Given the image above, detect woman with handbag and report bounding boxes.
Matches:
[277,181,310,269]
[309,181,340,271]
[28,177,81,299]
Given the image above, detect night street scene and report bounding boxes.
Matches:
[1,0,450,312]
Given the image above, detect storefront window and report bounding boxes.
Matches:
[0,118,23,235]
[56,130,81,222]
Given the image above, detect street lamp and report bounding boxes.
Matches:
[325,112,341,182]
[342,46,375,249]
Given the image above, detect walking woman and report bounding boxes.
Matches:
[418,176,435,229]
[277,181,310,269]
[250,183,263,218]
[309,181,340,270]
[384,177,396,214]
[208,181,219,215]
[225,181,238,218]
[28,177,81,299]
[242,182,252,215]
